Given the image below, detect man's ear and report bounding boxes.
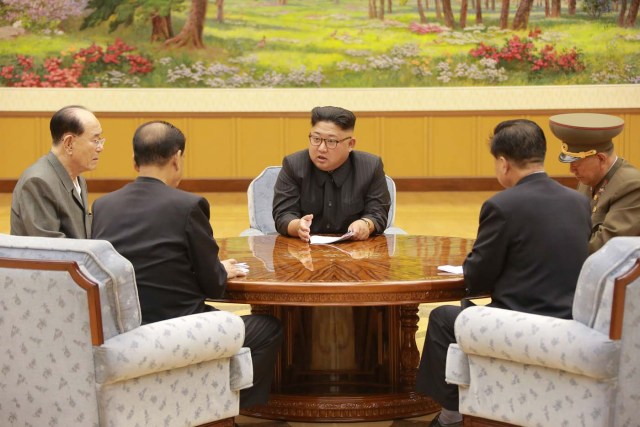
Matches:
[497,156,510,174]
[132,155,139,172]
[173,150,182,170]
[63,133,74,153]
[348,137,356,151]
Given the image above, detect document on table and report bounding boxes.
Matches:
[437,265,463,275]
[310,231,354,245]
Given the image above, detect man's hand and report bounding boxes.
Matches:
[297,214,314,242]
[348,218,371,241]
[222,258,247,279]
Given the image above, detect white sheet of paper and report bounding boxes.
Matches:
[437,265,463,275]
[310,231,354,245]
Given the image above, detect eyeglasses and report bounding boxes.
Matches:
[91,138,106,148]
[308,134,352,150]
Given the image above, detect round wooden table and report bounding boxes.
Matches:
[215,234,473,422]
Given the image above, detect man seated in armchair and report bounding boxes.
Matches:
[415,119,592,426]
[92,120,283,409]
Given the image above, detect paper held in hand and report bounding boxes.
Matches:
[437,265,463,275]
[310,230,354,245]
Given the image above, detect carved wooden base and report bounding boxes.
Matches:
[242,392,439,422]
[464,416,519,427]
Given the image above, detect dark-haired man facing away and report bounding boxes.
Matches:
[92,121,282,408]
[416,119,591,426]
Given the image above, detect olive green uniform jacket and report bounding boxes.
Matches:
[578,158,640,253]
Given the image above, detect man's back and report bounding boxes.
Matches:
[464,173,591,318]
[92,176,227,323]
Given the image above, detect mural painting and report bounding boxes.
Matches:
[0,0,638,88]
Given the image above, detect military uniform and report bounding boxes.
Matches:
[551,113,640,253]
[577,159,640,253]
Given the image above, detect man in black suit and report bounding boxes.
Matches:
[273,106,390,242]
[416,119,592,427]
[92,121,282,409]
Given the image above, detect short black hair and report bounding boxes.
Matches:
[133,121,186,167]
[311,106,356,131]
[490,119,546,167]
[50,105,90,146]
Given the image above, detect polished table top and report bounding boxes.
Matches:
[216,234,474,306]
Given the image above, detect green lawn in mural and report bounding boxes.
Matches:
[0,0,638,87]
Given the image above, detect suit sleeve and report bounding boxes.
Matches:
[185,197,228,299]
[463,200,509,296]
[362,158,390,234]
[590,178,640,253]
[273,157,302,236]
[14,177,65,238]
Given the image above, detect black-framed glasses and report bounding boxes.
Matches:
[308,134,352,149]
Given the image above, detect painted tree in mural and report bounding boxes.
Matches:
[216,0,225,23]
[624,0,639,26]
[512,0,534,29]
[82,0,184,42]
[417,0,428,22]
[499,0,510,27]
[165,0,207,47]
[475,0,483,23]
[460,0,469,27]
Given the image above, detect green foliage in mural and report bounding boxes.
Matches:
[0,0,638,87]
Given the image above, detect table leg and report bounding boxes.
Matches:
[399,303,421,392]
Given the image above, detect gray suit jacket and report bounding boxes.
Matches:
[11,151,91,238]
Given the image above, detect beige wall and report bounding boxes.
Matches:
[1,111,639,181]
[1,86,638,182]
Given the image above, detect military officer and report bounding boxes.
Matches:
[551,112,640,253]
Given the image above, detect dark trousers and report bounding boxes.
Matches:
[416,305,462,411]
[239,314,283,408]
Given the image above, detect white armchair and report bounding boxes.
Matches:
[446,236,640,427]
[240,165,406,236]
[0,234,253,427]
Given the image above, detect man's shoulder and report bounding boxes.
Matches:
[350,150,381,165]
[17,155,54,180]
[284,150,309,165]
[616,160,640,182]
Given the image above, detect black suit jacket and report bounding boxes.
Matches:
[463,172,592,319]
[273,150,390,236]
[91,177,227,324]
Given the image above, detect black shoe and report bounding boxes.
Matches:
[429,413,463,427]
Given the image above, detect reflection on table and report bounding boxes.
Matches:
[215,234,473,422]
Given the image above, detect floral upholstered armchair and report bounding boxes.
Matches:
[0,234,253,427]
[445,236,640,427]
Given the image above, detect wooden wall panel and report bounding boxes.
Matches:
[1,110,638,188]
[621,112,640,164]
[188,118,236,177]
[0,117,43,178]
[381,117,426,177]
[283,117,310,164]
[86,116,138,179]
[236,118,284,177]
[353,117,381,156]
[430,117,476,176]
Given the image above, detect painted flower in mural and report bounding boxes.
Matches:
[0,39,153,87]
